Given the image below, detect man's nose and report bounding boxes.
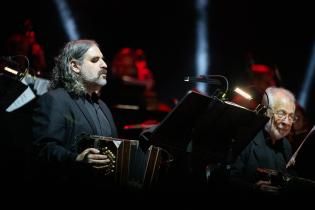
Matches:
[100,59,107,68]
[282,115,292,125]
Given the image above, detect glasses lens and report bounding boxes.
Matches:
[274,110,296,122]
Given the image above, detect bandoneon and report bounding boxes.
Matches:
[76,133,172,190]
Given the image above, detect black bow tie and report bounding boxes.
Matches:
[85,92,99,103]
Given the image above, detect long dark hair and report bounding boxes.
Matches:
[50,39,98,96]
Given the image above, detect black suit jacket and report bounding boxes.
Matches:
[229,130,292,192]
[32,88,117,183]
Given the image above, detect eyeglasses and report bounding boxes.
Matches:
[273,109,297,123]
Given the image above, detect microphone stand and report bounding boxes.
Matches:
[184,75,229,100]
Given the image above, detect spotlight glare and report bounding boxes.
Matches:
[234,87,253,100]
[53,0,80,40]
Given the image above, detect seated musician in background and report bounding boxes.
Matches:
[4,18,50,100]
[111,47,155,98]
[6,18,47,78]
[229,87,296,195]
[32,39,118,191]
[103,47,170,140]
[286,103,315,182]
[108,47,170,112]
[287,103,312,153]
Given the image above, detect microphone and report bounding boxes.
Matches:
[184,75,229,100]
[184,75,221,85]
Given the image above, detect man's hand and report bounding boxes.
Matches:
[76,148,110,169]
[255,180,280,193]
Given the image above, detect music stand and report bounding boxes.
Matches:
[192,99,269,165]
[149,90,268,173]
[149,90,211,152]
[150,90,268,159]
[147,90,269,190]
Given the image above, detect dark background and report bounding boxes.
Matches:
[0,0,314,121]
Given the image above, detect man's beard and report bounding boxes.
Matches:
[265,119,288,140]
[83,75,107,87]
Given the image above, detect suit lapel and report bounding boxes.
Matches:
[74,98,97,133]
[252,131,271,166]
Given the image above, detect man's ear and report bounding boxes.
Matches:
[70,59,80,73]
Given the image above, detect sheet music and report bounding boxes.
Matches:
[5,74,49,112]
[6,86,35,112]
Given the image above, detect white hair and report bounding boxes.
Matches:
[262,87,296,109]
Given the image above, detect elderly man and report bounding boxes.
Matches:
[230,87,296,194]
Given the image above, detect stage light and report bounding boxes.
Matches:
[298,41,315,108]
[53,0,80,40]
[234,87,253,100]
[195,0,209,93]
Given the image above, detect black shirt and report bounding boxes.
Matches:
[83,92,112,137]
[230,130,292,183]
